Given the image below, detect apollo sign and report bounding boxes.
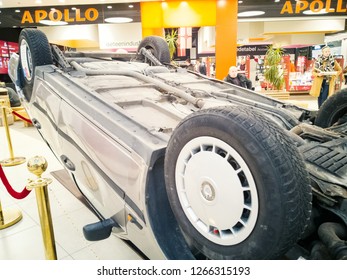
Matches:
[21,8,99,24]
[281,0,347,14]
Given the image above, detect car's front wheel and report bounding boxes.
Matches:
[164,106,312,259]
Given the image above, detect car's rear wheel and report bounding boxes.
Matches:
[315,89,347,128]
[18,28,53,101]
[164,106,312,259]
[137,36,170,64]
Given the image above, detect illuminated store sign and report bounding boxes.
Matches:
[0,1,345,29]
[281,0,347,14]
[0,3,141,28]
[21,8,99,24]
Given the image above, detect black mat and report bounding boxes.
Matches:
[50,169,94,213]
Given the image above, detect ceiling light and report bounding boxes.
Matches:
[275,0,280,2]
[104,17,133,23]
[39,20,68,26]
[129,5,134,8]
[107,6,112,9]
[15,9,20,13]
[238,11,265,17]
[238,1,243,3]
[303,10,329,15]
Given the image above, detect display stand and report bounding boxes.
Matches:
[26,156,57,260]
[0,102,26,166]
[0,199,22,230]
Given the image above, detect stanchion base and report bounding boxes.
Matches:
[0,208,23,229]
[0,157,26,167]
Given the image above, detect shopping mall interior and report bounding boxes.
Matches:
[0,0,347,261]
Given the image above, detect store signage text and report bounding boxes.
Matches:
[281,0,347,14]
[105,41,141,48]
[237,45,270,56]
[21,8,99,24]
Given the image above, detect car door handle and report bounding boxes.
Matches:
[60,155,75,171]
[31,118,41,129]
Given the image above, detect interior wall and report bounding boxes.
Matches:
[237,19,343,46]
[38,25,100,49]
[198,26,216,54]
[98,23,142,51]
[238,22,266,44]
[263,19,345,35]
[272,33,325,47]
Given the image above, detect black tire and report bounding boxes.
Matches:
[6,87,21,107]
[18,28,53,101]
[315,89,347,128]
[164,106,312,260]
[137,36,170,64]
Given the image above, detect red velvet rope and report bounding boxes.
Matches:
[12,111,33,124]
[0,164,31,199]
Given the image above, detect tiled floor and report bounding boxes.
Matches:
[0,93,318,260]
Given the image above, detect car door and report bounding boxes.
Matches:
[58,99,146,229]
[28,78,63,159]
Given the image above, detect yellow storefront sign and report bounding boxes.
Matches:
[21,8,99,24]
[281,0,347,14]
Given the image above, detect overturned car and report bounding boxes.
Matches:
[9,29,347,260]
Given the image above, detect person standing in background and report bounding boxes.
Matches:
[223,66,253,90]
[194,59,200,73]
[198,58,207,75]
[185,58,195,71]
[238,58,246,71]
[309,45,342,108]
[343,64,347,85]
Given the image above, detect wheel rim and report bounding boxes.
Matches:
[175,136,258,246]
[20,39,33,82]
[145,46,158,58]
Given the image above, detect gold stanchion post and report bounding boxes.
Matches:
[0,198,23,230]
[26,156,57,260]
[0,100,26,166]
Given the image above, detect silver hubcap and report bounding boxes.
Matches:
[20,39,33,81]
[175,136,259,246]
